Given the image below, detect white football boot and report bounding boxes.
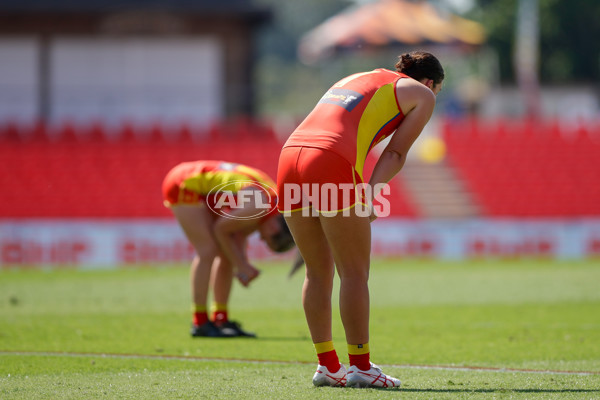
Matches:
[346,362,401,388]
[312,363,347,387]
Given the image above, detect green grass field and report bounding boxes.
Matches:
[1,259,600,399]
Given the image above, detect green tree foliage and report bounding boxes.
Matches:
[254,0,349,60]
[467,0,600,84]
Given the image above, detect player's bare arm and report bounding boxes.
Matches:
[213,188,265,286]
[368,82,436,190]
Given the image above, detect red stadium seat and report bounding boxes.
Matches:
[443,117,600,217]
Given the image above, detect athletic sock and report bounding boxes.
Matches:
[211,302,228,325]
[192,304,208,326]
[348,343,370,371]
[314,341,340,373]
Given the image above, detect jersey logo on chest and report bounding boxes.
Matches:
[318,88,364,112]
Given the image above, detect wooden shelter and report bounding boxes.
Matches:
[0,0,271,122]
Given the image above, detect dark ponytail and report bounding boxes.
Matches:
[395,51,444,85]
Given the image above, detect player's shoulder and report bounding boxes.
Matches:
[395,77,436,115]
[396,78,435,101]
[395,76,428,90]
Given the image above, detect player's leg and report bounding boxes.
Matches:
[211,255,256,337]
[284,212,334,342]
[210,255,233,323]
[171,203,223,337]
[285,212,345,385]
[319,211,400,388]
[318,211,371,345]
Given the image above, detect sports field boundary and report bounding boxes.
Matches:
[2,351,598,376]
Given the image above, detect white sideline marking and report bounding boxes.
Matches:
[1,351,599,376]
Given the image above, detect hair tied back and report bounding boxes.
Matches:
[400,53,414,68]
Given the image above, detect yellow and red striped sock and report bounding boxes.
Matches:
[348,343,370,371]
[314,341,340,373]
[211,302,228,325]
[192,304,208,326]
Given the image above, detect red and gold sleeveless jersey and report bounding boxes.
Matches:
[163,160,277,209]
[177,161,275,196]
[283,68,408,179]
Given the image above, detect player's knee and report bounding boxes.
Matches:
[305,267,335,287]
[195,244,219,260]
[337,267,370,283]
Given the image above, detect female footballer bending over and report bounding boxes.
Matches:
[163,160,295,337]
[277,51,444,388]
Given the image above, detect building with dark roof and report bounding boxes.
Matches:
[0,0,271,123]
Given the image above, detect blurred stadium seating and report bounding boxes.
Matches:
[443,118,600,217]
[0,119,416,218]
[1,118,598,219]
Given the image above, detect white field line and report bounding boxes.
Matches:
[1,351,599,376]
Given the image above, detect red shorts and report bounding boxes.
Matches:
[277,146,366,213]
[162,164,206,206]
